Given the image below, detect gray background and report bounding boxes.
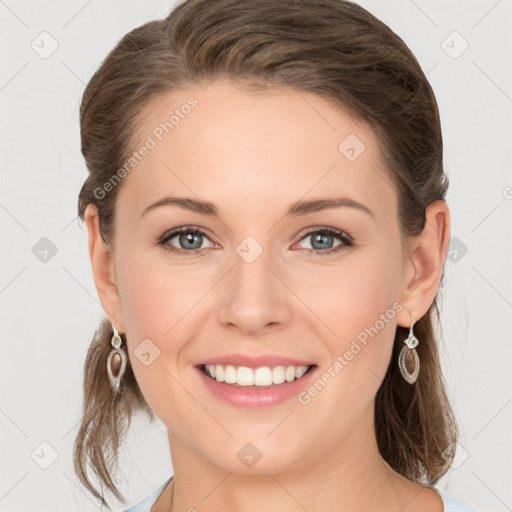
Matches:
[1,0,511,511]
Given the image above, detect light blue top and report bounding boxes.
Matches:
[123,475,477,512]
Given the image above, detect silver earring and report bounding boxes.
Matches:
[398,319,420,384]
[107,322,127,395]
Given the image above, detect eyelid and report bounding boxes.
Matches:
[158,225,218,243]
[295,225,353,243]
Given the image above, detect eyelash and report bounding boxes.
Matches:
[157,226,354,257]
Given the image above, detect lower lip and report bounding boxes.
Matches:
[196,365,317,408]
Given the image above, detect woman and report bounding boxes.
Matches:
[73,0,476,510]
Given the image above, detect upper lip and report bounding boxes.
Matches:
[196,354,316,369]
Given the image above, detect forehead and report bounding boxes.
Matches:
[117,80,397,223]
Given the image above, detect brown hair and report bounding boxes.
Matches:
[74,0,457,508]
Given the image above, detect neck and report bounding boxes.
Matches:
[157,407,415,512]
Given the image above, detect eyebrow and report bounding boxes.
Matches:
[140,196,374,219]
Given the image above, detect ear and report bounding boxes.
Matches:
[84,204,126,333]
[396,200,451,327]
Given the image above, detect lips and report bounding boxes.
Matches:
[195,362,318,408]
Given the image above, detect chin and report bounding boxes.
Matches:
[208,438,308,475]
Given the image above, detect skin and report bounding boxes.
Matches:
[85,80,450,511]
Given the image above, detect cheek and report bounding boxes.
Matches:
[298,245,402,340]
[294,256,401,435]
[305,245,402,385]
[116,249,211,341]
[114,252,215,405]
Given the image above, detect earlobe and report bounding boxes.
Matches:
[84,204,125,332]
[397,200,451,327]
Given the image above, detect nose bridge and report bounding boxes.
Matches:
[234,237,273,294]
[216,235,290,333]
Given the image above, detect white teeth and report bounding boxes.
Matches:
[254,367,272,386]
[296,366,308,379]
[237,366,254,386]
[224,365,237,384]
[285,366,296,382]
[204,364,311,387]
[272,365,286,384]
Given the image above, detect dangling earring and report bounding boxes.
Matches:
[107,322,127,396]
[398,319,420,384]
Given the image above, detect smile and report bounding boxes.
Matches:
[200,363,315,387]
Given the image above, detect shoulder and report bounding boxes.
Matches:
[122,476,173,512]
[434,487,477,512]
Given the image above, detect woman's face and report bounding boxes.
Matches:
[98,80,416,474]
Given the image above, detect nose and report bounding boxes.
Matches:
[216,243,292,336]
